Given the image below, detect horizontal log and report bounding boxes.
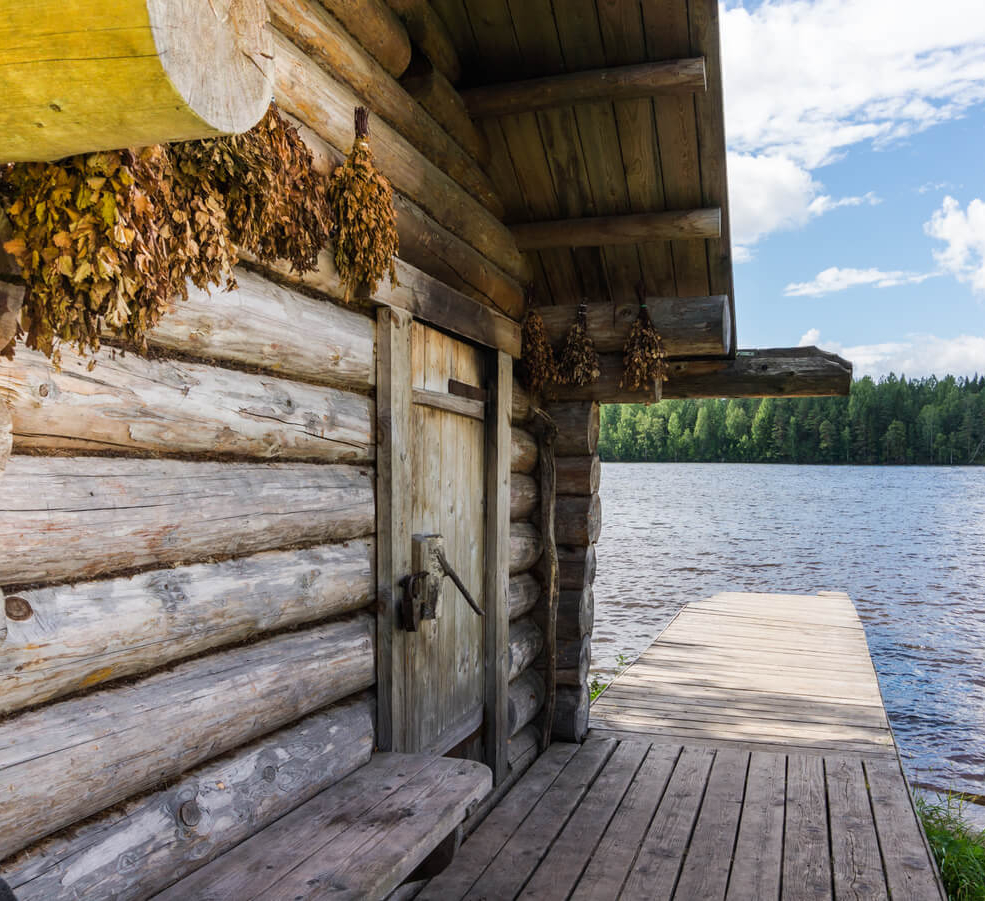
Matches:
[0,539,374,715]
[556,455,600,496]
[511,209,721,251]
[508,724,539,768]
[267,0,501,215]
[509,523,543,575]
[510,473,538,521]
[1,0,271,162]
[0,457,374,587]
[557,544,597,591]
[0,614,375,861]
[401,58,489,164]
[508,617,543,681]
[2,694,375,900]
[508,668,545,737]
[553,347,854,402]
[555,493,602,547]
[0,401,9,477]
[462,58,707,118]
[1,346,374,463]
[385,0,460,83]
[551,401,600,456]
[512,382,532,424]
[555,636,591,688]
[508,573,540,621]
[147,267,376,389]
[557,586,594,641]
[510,428,537,474]
[551,683,589,743]
[273,31,527,283]
[534,295,732,358]
[317,0,412,78]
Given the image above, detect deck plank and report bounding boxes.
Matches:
[782,754,834,900]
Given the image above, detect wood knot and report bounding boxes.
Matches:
[178,799,202,827]
[4,596,32,621]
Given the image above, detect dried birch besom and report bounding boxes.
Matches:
[521,308,559,394]
[621,281,668,391]
[557,301,600,386]
[172,104,331,274]
[328,107,399,301]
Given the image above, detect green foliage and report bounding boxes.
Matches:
[598,375,985,465]
[917,793,985,900]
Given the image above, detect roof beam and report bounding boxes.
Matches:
[512,209,720,251]
[534,296,732,358]
[462,58,706,118]
[550,347,853,402]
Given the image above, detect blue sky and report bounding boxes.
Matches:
[720,0,985,377]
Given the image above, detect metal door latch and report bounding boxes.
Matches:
[400,534,484,632]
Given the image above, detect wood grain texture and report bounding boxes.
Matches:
[316,0,412,77]
[155,753,491,901]
[551,402,600,456]
[267,0,501,214]
[512,209,720,250]
[551,683,589,743]
[555,455,601,496]
[146,267,376,389]
[401,57,489,163]
[557,544,597,591]
[2,695,375,900]
[0,456,374,587]
[464,58,706,118]
[554,493,601,547]
[0,539,374,715]
[535,296,731,358]
[509,522,543,575]
[510,427,537,473]
[0,0,272,162]
[511,382,531,424]
[1,345,374,463]
[273,31,527,283]
[0,400,9,476]
[507,617,543,681]
[386,0,461,83]
[554,347,854,402]
[0,614,375,861]
[556,585,594,641]
[510,473,538,521]
[508,668,546,737]
[508,573,540,621]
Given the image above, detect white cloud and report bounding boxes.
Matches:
[924,196,985,295]
[784,266,938,296]
[798,327,821,346]
[721,0,985,250]
[798,330,985,378]
[728,153,880,259]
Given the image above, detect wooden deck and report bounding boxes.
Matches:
[422,592,944,899]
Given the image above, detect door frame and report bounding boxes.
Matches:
[376,307,512,783]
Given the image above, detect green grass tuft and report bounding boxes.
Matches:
[917,793,985,900]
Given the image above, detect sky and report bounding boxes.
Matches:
[720,0,985,378]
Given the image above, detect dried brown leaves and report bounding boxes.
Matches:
[328,107,399,302]
[521,309,559,394]
[0,104,333,365]
[557,303,600,387]
[621,303,668,390]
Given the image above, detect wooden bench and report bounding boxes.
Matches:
[150,753,491,901]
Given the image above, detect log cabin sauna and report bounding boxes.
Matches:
[1,1,942,899]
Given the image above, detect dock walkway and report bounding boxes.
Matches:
[421,592,945,900]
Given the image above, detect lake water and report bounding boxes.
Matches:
[592,462,985,799]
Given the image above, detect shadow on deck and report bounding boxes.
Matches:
[421,592,945,900]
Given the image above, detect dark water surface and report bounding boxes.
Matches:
[593,462,985,797]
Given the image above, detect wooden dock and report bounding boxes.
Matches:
[422,592,945,900]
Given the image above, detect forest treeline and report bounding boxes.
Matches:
[599,374,985,465]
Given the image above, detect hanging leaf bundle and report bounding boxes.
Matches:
[557,302,600,386]
[520,308,559,394]
[173,104,331,273]
[328,107,399,301]
[0,147,233,366]
[620,282,668,391]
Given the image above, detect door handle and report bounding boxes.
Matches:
[400,534,483,631]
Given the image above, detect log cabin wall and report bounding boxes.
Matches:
[0,1,528,894]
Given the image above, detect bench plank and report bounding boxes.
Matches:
[154,754,490,901]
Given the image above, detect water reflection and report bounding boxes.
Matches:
[593,463,985,796]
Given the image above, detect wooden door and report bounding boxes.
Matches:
[405,322,486,754]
